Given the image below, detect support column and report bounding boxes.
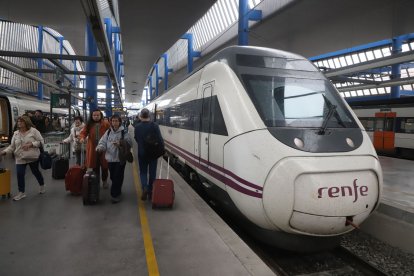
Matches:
[148,76,153,100]
[153,64,162,97]
[238,0,262,46]
[85,23,98,111]
[162,53,173,91]
[37,26,43,100]
[391,36,402,98]
[105,18,113,117]
[181,33,201,73]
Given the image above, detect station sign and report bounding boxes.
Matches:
[51,93,70,108]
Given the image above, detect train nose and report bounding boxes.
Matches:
[262,155,382,236]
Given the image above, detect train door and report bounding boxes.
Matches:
[373,112,396,152]
[0,96,10,144]
[198,84,213,166]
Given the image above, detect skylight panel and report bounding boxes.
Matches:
[229,0,239,21]
[212,6,224,32]
[207,11,219,36]
[339,56,347,66]
[402,43,410,52]
[373,49,383,58]
[359,52,367,62]
[345,55,353,65]
[366,51,375,60]
[351,54,360,64]
[218,1,231,26]
[333,58,341,68]
[220,1,235,25]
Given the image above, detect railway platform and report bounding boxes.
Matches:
[1,141,413,274]
[360,156,414,254]
[0,141,273,276]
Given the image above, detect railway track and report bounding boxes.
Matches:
[173,163,390,276]
[256,244,389,276]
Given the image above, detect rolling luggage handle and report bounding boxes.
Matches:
[80,142,85,167]
[158,156,170,179]
[59,142,71,159]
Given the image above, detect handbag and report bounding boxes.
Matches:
[18,148,40,162]
[38,145,52,169]
[118,130,133,163]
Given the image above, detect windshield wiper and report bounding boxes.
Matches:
[318,94,346,135]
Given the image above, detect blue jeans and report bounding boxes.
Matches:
[108,162,126,198]
[16,161,44,193]
[138,156,157,193]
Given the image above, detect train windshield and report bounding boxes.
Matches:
[236,55,358,128]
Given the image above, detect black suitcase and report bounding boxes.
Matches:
[52,157,69,179]
[52,143,70,179]
[82,170,100,205]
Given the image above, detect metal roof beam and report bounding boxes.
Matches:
[80,0,122,104]
[0,57,83,100]
[23,68,108,77]
[337,76,414,92]
[0,50,103,62]
[325,50,414,77]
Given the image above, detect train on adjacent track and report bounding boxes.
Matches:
[0,90,81,145]
[351,98,414,159]
[145,46,383,251]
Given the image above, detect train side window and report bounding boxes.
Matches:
[201,97,211,133]
[359,117,374,131]
[401,118,414,133]
[210,96,228,136]
[374,118,384,131]
[384,118,394,131]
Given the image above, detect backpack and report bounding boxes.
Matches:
[106,129,133,163]
[143,123,165,160]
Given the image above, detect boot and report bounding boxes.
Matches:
[141,189,148,201]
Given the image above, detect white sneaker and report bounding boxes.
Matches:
[39,185,46,194]
[102,180,109,189]
[13,192,26,201]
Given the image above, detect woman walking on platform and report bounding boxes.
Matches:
[96,114,132,203]
[79,110,110,188]
[0,116,45,201]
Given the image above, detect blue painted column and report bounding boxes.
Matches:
[162,53,173,91]
[85,23,98,111]
[105,18,113,117]
[143,87,149,105]
[148,76,153,100]
[58,37,64,63]
[153,64,162,97]
[37,26,43,100]
[72,60,77,105]
[238,0,262,46]
[391,36,402,98]
[181,33,201,73]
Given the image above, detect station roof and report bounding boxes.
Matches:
[1,0,414,104]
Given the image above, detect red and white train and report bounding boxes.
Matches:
[0,91,81,145]
[351,98,414,159]
[145,46,383,251]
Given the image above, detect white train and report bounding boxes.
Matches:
[146,46,383,251]
[351,98,414,159]
[0,91,81,145]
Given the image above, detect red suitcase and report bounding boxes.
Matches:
[152,157,174,209]
[65,144,85,195]
[65,166,85,195]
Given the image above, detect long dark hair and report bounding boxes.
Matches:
[86,109,103,133]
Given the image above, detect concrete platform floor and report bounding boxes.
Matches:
[0,150,274,276]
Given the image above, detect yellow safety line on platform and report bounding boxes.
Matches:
[132,160,160,276]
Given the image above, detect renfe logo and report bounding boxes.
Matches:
[317,179,368,202]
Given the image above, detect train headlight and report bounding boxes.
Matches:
[294,138,304,149]
[346,138,355,148]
